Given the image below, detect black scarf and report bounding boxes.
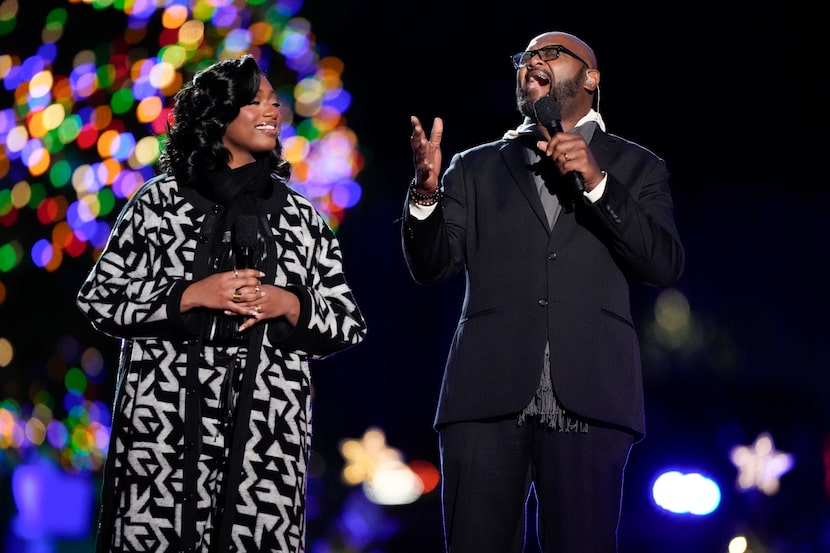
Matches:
[203,157,272,232]
[201,157,272,345]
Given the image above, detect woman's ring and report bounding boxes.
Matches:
[563,152,569,161]
[233,290,242,301]
[255,305,262,313]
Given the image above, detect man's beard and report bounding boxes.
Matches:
[516,70,585,120]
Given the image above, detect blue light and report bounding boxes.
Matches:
[652,470,721,516]
[11,460,95,539]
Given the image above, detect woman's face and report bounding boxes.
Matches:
[222,76,281,168]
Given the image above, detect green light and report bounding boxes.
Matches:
[0,190,11,215]
[33,389,55,410]
[65,366,88,395]
[49,159,72,188]
[0,18,16,37]
[57,115,82,144]
[45,8,68,27]
[111,88,134,115]
[97,187,116,217]
[43,129,64,153]
[0,243,18,273]
[97,64,116,89]
[296,118,322,141]
[28,182,46,209]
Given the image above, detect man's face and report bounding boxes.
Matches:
[514,35,588,120]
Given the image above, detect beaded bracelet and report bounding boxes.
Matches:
[409,180,441,207]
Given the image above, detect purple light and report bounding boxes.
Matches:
[90,220,113,249]
[323,88,351,113]
[46,420,68,449]
[2,65,23,91]
[30,239,54,268]
[213,4,241,28]
[109,132,136,162]
[69,63,98,101]
[21,138,47,169]
[331,180,362,209]
[132,75,158,101]
[0,108,17,136]
[11,460,95,539]
[36,43,58,64]
[111,168,148,199]
[21,55,48,81]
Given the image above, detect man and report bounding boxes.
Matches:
[401,31,685,552]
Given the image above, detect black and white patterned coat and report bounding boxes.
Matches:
[77,172,367,553]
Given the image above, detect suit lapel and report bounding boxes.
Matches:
[500,140,550,232]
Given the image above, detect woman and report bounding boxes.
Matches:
[77,54,367,553]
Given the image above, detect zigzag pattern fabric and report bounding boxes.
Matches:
[77,173,366,553]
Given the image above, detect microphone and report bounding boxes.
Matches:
[233,215,259,269]
[533,96,585,193]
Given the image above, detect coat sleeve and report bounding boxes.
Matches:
[76,178,196,341]
[589,145,685,288]
[401,152,467,285]
[274,201,367,359]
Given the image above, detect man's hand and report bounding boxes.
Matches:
[411,115,443,193]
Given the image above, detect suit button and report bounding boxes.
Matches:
[547,252,558,260]
[538,299,548,306]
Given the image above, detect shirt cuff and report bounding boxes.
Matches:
[584,171,607,203]
[409,202,437,220]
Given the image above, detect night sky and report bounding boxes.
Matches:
[1,1,826,552]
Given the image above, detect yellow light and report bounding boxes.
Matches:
[25,418,47,446]
[29,70,54,99]
[178,20,205,49]
[132,135,161,167]
[282,135,310,164]
[0,338,13,368]
[149,62,177,91]
[42,103,67,131]
[12,181,32,209]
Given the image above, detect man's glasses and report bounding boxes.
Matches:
[511,45,590,69]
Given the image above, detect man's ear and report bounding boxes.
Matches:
[584,69,599,89]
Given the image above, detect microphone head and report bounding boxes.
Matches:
[234,215,259,248]
[533,95,562,130]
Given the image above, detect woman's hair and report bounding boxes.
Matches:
[159,54,291,185]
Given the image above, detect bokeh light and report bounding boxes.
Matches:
[0,0,365,483]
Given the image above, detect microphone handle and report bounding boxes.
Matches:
[567,170,585,193]
[234,245,253,269]
[544,122,585,194]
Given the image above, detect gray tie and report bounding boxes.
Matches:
[537,176,561,230]
[521,120,598,230]
[524,148,560,230]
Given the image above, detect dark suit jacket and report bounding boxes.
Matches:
[402,128,684,438]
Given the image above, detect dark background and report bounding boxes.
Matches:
[1,1,827,552]
[299,1,828,551]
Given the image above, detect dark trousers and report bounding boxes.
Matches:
[439,417,634,553]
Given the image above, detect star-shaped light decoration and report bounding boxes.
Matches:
[729,432,794,495]
[339,427,424,505]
